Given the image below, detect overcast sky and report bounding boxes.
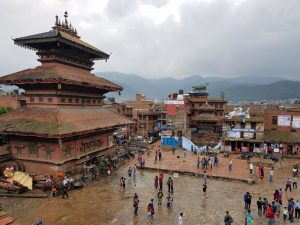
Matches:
[0,0,300,79]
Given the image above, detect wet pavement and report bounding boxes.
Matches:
[142,149,251,182]
[1,151,300,225]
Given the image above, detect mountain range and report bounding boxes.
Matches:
[96,72,300,102]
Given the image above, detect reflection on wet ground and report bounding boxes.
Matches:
[2,158,300,225]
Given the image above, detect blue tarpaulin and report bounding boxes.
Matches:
[161,137,178,147]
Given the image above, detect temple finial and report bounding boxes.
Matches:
[64,11,68,27]
[55,15,59,25]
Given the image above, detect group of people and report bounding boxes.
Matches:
[154,149,163,162]
[197,155,220,170]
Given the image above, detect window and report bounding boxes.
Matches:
[68,98,73,103]
[39,97,43,102]
[251,122,256,130]
[86,99,91,104]
[75,98,79,103]
[48,98,52,102]
[28,145,38,157]
[93,99,96,104]
[30,97,35,102]
[16,147,22,156]
[272,116,278,125]
[45,147,53,160]
[61,98,66,103]
[97,100,101,104]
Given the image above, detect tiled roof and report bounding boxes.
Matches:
[0,64,122,91]
[188,97,226,103]
[191,113,220,122]
[0,106,135,137]
[264,130,300,143]
[14,29,109,58]
[199,102,215,110]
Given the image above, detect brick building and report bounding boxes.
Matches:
[0,14,134,176]
[185,86,227,145]
[264,106,300,154]
[127,94,166,138]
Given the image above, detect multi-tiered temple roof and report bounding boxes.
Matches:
[0,12,134,138]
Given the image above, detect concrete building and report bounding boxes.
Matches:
[223,105,265,152]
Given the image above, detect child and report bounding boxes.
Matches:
[202,183,207,198]
[283,207,288,221]
[51,185,57,197]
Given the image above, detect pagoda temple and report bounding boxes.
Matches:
[0,13,134,176]
[186,86,227,145]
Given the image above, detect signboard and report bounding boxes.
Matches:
[232,128,255,133]
[228,131,240,138]
[161,130,173,136]
[292,116,300,128]
[278,115,291,127]
[244,132,254,139]
[164,100,184,105]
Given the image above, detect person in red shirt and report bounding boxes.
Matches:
[266,204,275,225]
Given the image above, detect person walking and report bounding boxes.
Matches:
[288,198,294,222]
[266,204,275,225]
[51,185,57,197]
[147,199,155,222]
[203,171,207,185]
[159,173,164,190]
[197,157,200,169]
[133,193,139,215]
[224,211,233,225]
[62,185,69,199]
[178,212,184,225]
[285,178,292,192]
[246,192,252,210]
[166,194,173,208]
[128,167,132,177]
[249,163,253,175]
[157,190,164,206]
[123,177,126,191]
[269,168,274,183]
[158,150,162,161]
[257,197,263,217]
[283,206,288,221]
[154,176,158,190]
[245,209,253,225]
[295,200,300,219]
[228,159,233,171]
[202,183,207,198]
[292,176,298,189]
[261,166,264,180]
[263,198,269,216]
[133,164,137,176]
[119,177,124,192]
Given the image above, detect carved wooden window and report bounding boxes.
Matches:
[28,145,38,157]
[45,147,53,160]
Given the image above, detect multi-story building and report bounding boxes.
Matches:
[185,86,227,145]
[264,105,300,154]
[127,94,166,138]
[0,13,134,176]
[223,105,265,152]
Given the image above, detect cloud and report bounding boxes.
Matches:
[0,0,299,80]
